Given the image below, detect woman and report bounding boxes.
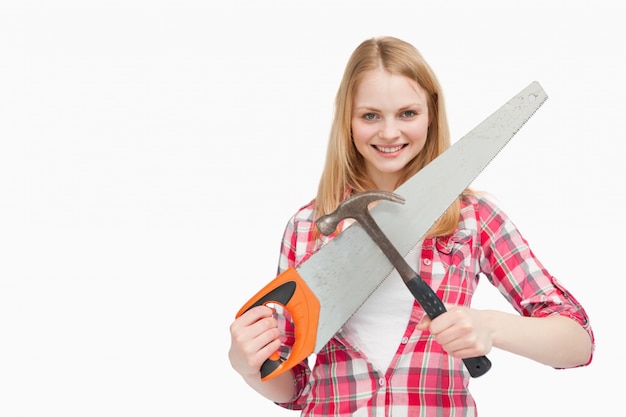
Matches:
[229,36,594,416]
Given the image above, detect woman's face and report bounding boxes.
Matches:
[351,69,430,191]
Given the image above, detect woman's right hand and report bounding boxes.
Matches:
[228,305,282,379]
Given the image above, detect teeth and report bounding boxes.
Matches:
[375,145,404,153]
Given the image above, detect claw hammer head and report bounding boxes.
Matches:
[316,190,405,236]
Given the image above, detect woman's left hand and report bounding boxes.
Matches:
[416,305,493,359]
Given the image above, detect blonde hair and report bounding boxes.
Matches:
[315,36,465,237]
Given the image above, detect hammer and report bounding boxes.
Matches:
[316,190,492,378]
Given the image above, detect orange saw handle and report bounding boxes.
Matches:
[236,267,320,381]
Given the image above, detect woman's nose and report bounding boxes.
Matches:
[380,120,401,140]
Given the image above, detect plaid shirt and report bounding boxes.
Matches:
[274,194,594,417]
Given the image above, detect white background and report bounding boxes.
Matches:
[1,1,623,416]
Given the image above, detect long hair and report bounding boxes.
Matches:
[315,36,464,237]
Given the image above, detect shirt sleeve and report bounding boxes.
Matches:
[473,196,594,366]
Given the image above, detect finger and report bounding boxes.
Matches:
[230,329,282,376]
[230,306,274,338]
[429,306,468,335]
[437,332,476,353]
[445,341,491,359]
[416,313,431,331]
[240,326,280,361]
[237,305,275,326]
[245,313,280,344]
[256,332,282,360]
[230,318,281,372]
[230,307,278,349]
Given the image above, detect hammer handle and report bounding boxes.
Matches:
[405,276,492,378]
[357,209,492,378]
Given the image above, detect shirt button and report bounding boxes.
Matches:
[378,377,385,387]
[423,258,431,266]
[401,337,409,344]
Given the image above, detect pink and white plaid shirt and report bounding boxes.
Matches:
[273,194,594,417]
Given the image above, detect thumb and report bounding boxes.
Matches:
[416,313,431,331]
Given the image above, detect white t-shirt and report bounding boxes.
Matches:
[341,245,421,372]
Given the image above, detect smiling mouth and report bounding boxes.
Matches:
[373,144,406,153]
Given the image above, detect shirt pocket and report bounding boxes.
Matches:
[433,230,476,305]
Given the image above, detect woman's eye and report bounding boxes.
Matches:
[363,113,378,121]
[400,110,417,118]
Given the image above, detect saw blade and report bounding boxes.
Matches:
[298,81,548,352]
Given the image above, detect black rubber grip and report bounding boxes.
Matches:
[405,276,492,378]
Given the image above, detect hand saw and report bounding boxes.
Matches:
[236,81,548,381]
